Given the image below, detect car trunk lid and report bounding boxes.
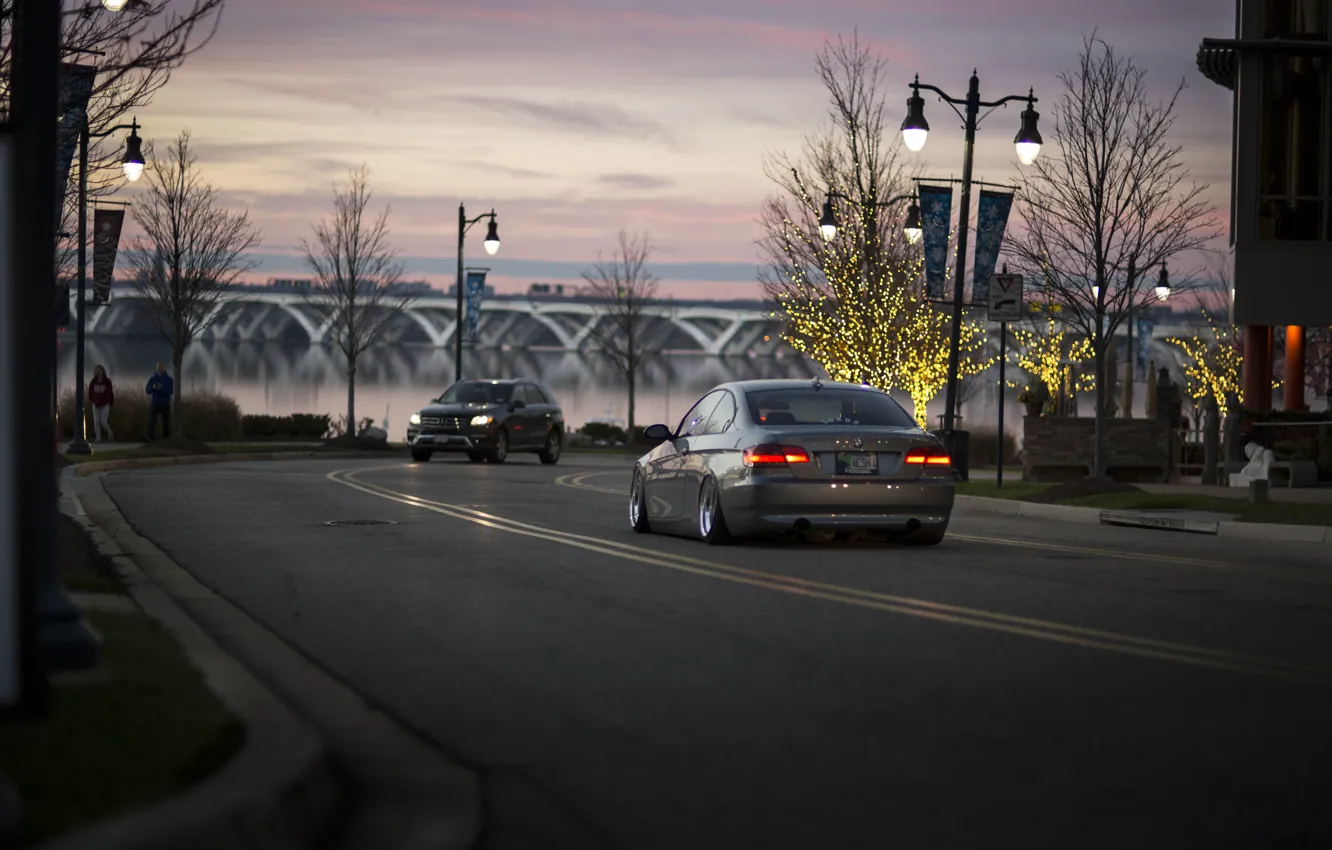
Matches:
[747,426,945,480]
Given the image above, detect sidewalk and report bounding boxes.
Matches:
[62,440,326,455]
[968,467,1332,504]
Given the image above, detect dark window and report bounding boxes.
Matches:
[532,385,556,405]
[744,387,917,428]
[701,392,737,435]
[440,381,514,404]
[1258,54,1328,240]
[677,391,723,437]
[521,385,545,406]
[1263,0,1328,38]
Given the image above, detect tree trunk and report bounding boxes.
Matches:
[1092,333,1109,480]
[346,360,357,437]
[626,365,636,436]
[172,346,185,437]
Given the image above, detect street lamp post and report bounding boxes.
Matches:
[900,71,1041,457]
[455,204,499,383]
[65,117,144,456]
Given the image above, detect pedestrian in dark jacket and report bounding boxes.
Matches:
[88,364,114,442]
[145,362,174,441]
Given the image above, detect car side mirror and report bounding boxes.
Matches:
[510,398,527,410]
[643,423,672,442]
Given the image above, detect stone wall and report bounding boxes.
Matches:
[1022,417,1173,482]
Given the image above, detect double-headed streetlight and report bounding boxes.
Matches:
[899,71,1041,453]
[66,117,145,456]
[455,204,500,383]
[818,190,922,244]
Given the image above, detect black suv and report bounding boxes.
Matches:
[407,379,564,465]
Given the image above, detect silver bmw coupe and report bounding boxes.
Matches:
[630,379,956,545]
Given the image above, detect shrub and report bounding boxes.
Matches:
[577,422,627,444]
[59,388,242,441]
[240,413,332,439]
[966,427,1019,468]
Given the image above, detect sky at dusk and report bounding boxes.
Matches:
[126,0,1237,299]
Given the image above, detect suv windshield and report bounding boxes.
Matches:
[439,381,514,405]
[745,388,917,428]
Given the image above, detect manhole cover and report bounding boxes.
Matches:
[324,519,399,527]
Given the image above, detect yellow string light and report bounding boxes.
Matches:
[1167,311,1242,417]
[1006,317,1095,407]
[771,209,991,428]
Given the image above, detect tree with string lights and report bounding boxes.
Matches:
[1008,314,1095,413]
[1168,312,1244,418]
[1007,34,1217,478]
[759,33,990,424]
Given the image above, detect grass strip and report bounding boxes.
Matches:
[0,610,244,845]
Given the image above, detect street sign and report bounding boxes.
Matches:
[987,273,1023,322]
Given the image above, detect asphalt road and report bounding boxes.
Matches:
[102,454,1332,849]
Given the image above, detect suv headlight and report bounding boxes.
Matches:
[470,415,493,427]
[409,412,421,425]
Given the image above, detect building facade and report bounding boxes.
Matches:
[1199,0,1332,409]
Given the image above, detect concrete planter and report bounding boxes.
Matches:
[1022,416,1172,482]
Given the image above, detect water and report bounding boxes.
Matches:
[60,337,1077,439]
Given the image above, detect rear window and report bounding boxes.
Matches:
[745,388,917,428]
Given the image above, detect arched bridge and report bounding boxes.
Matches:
[84,291,790,357]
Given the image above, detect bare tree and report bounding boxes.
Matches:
[1,0,227,273]
[759,33,918,301]
[126,129,260,430]
[301,166,410,436]
[1008,33,1218,478]
[582,230,660,432]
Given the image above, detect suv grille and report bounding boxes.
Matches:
[421,415,464,431]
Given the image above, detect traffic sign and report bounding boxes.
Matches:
[987,273,1023,322]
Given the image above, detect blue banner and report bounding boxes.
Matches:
[972,189,1014,305]
[464,269,486,342]
[918,184,952,300]
[1136,317,1154,380]
[56,64,98,230]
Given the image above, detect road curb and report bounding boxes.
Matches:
[72,450,400,477]
[957,494,1331,543]
[45,470,345,850]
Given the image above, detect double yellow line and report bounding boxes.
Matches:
[329,465,1332,687]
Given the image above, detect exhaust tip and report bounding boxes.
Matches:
[906,518,922,533]
[794,518,811,533]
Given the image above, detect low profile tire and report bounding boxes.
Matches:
[410,449,432,463]
[487,429,509,464]
[903,525,947,546]
[629,468,651,533]
[539,429,562,465]
[697,477,732,545]
[467,452,485,463]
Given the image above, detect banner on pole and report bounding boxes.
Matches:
[92,208,125,305]
[918,185,952,300]
[464,269,487,342]
[1136,317,1155,380]
[55,64,97,230]
[972,189,1014,305]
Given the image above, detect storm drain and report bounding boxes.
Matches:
[324,519,399,527]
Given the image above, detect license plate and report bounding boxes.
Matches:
[835,452,877,475]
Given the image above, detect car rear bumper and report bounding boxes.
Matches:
[719,475,954,535]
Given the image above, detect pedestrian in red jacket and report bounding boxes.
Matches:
[88,364,115,443]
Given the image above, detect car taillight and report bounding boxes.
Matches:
[904,447,952,466]
[743,444,811,467]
